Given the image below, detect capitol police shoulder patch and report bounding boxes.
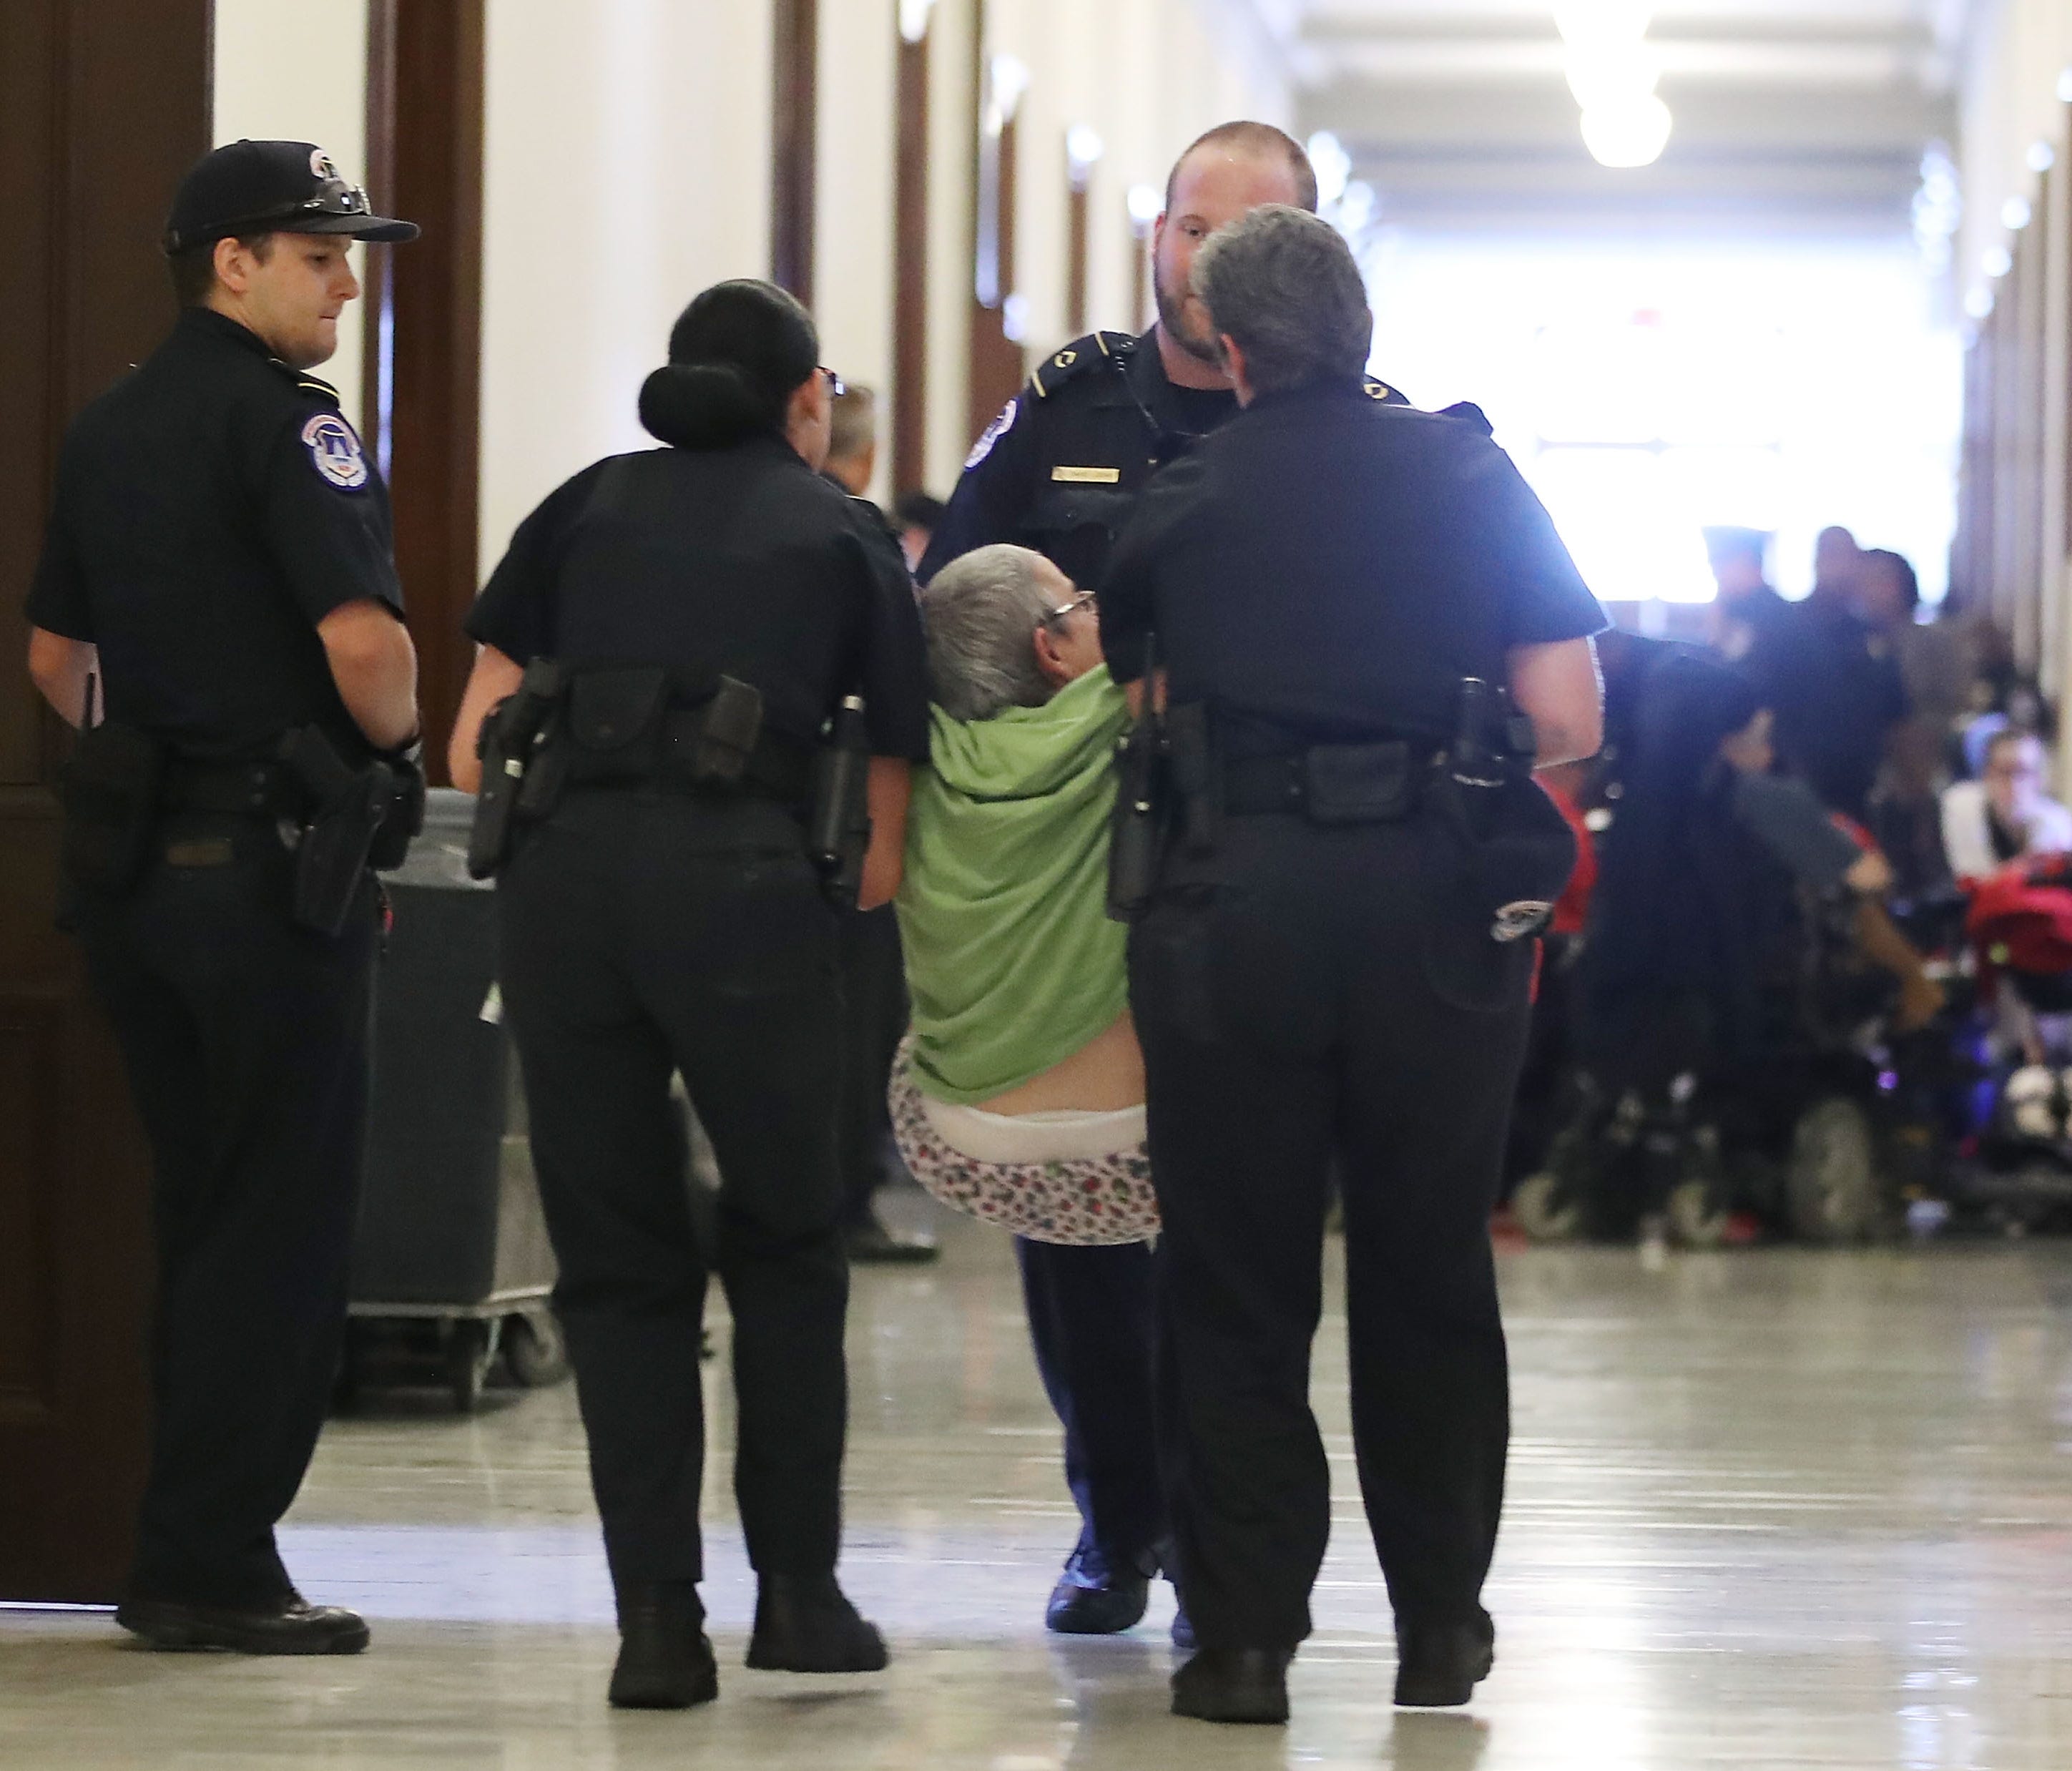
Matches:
[301,411,370,491]
[964,398,1018,470]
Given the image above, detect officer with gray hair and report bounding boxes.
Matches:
[1100,204,1606,1725]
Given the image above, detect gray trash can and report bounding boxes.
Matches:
[346,789,564,1411]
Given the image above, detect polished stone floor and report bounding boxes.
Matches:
[7,1207,2072,1768]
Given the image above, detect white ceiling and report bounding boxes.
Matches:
[1257,0,1977,235]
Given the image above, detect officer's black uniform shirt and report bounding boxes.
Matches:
[1100,379,1606,740]
[468,433,931,761]
[919,327,1415,591]
[26,307,403,761]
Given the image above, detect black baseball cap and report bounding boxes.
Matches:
[163,140,418,255]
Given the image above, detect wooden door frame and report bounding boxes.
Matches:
[0,0,210,1603]
[360,0,485,785]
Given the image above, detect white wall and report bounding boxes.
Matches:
[478,0,774,574]
[211,0,371,428]
[1958,0,2072,697]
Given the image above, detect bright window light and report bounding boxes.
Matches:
[1361,235,1961,608]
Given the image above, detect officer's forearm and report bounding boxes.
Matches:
[318,600,420,751]
[26,629,98,729]
[1508,637,1603,768]
[858,757,912,911]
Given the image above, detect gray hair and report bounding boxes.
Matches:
[920,544,1059,722]
[1191,205,1373,396]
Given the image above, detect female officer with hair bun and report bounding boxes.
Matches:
[449,280,931,1712]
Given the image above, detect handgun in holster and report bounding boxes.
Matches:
[279,726,396,937]
[368,738,427,871]
[808,696,872,910]
[1106,637,1167,925]
[468,659,565,880]
[1435,675,1575,944]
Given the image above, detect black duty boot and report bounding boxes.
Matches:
[1170,1647,1292,1725]
[1044,1541,1151,1634]
[115,1594,369,1656]
[1393,1610,1496,1708]
[745,1574,888,1672]
[609,1583,717,1709]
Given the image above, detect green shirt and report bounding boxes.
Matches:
[895,667,1131,1104]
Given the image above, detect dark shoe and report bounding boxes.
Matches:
[844,1215,940,1265]
[114,1595,369,1656]
[746,1574,888,1672]
[1171,1604,1196,1652]
[1045,1545,1150,1635]
[609,1584,717,1709]
[1393,1611,1496,1708]
[1170,1647,1291,1725]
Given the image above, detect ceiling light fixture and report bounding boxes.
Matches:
[1557,4,1671,170]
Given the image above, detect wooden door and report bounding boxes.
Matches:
[0,0,211,1603]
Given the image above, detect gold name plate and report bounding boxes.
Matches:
[1051,465,1121,484]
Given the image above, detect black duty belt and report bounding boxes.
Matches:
[562,710,815,805]
[1222,740,1428,822]
[159,757,292,817]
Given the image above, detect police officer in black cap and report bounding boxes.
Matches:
[916,118,1410,1645]
[448,280,929,1711]
[24,140,421,1654]
[1101,206,1604,1725]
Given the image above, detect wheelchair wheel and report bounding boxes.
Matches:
[504,1310,570,1388]
[1787,1096,1880,1245]
[1512,1170,1584,1243]
[1666,1178,1731,1248]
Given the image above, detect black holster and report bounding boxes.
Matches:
[58,720,168,902]
[809,697,872,910]
[1106,712,1165,923]
[369,740,426,871]
[279,727,395,937]
[468,659,564,880]
[1433,678,1575,944]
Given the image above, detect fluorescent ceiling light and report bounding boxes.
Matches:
[1582,94,1673,169]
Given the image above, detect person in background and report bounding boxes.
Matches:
[817,379,938,1265]
[1739,529,1909,821]
[1942,729,2072,880]
[1810,525,1864,611]
[1857,549,1969,895]
[824,383,878,498]
[894,491,946,574]
[1704,527,1791,665]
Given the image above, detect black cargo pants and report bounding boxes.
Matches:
[1129,810,1533,1652]
[498,791,850,1594]
[77,816,378,1608]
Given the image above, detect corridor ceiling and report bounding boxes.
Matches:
[1271,1,1973,235]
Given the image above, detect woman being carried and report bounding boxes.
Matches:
[891,543,1154,1245]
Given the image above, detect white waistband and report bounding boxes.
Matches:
[918,1094,1147,1164]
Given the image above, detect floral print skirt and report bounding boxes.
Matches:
[888,1057,1159,1247]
